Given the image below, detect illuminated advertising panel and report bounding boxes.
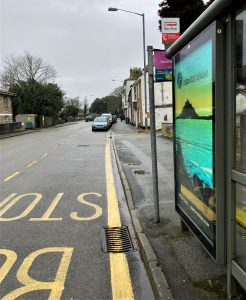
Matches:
[155,70,172,82]
[174,24,216,256]
[154,50,172,82]
[154,51,172,70]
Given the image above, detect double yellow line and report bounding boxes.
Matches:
[105,141,134,300]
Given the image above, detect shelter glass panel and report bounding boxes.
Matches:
[234,4,246,272]
[235,4,246,174]
[235,183,246,270]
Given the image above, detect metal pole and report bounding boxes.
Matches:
[142,14,148,129]
[147,45,160,223]
[161,82,164,104]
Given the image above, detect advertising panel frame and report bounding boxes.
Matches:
[173,21,225,263]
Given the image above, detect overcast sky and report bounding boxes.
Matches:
[1,0,163,104]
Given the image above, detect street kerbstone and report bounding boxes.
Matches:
[130,209,143,234]
[148,261,174,300]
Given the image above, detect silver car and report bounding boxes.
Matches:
[92,117,109,131]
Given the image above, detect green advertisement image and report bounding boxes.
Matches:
[174,31,216,246]
[155,69,172,82]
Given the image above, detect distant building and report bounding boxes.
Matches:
[0,90,15,124]
[122,79,134,119]
[124,70,172,130]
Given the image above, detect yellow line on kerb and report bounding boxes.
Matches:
[3,172,20,182]
[26,161,37,168]
[105,142,134,300]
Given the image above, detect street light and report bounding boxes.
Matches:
[112,79,124,83]
[108,7,148,129]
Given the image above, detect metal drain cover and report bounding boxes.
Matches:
[102,226,134,253]
[77,145,90,147]
[134,170,146,175]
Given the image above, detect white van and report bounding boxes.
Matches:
[101,113,113,126]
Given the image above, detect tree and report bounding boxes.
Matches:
[89,98,108,115]
[129,68,142,80]
[110,86,124,98]
[61,97,81,120]
[9,80,64,119]
[204,0,215,9]
[158,0,215,34]
[0,52,56,90]
[90,92,122,116]
[82,97,89,117]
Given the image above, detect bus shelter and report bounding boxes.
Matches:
[166,0,246,297]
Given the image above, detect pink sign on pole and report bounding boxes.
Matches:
[154,51,172,70]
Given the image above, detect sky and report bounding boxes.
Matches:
[0,0,163,104]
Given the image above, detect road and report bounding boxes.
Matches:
[0,121,154,300]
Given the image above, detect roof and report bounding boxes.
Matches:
[166,0,240,58]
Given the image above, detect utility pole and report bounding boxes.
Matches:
[147,45,160,223]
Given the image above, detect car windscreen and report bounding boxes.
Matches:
[94,117,107,122]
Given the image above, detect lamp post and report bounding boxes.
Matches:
[108,7,148,129]
[112,79,124,83]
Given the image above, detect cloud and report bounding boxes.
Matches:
[1,0,163,100]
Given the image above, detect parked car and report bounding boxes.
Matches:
[92,117,109,131]
[85,115,93,122]
[101,113,113,127]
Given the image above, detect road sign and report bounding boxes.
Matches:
[161,18,180,45]
[162,32,180,44]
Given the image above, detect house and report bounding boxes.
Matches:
[122,79,134,120]
[125,71,172,130]
[0,90,15,124]
[154,81,173,135]
[132,74,149,128]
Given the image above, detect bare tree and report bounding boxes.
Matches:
[110,86,124,97]
[0,52,56,89]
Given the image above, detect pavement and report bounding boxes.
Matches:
[0,122,78,139]
[112,120,229,300]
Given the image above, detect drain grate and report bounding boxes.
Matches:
[134,169,146,175]
[102,226,134,253]
[77,145,90,147]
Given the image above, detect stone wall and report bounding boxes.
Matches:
[0,122,24,134]
[0,94,13,123]
[162,123,173,138]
